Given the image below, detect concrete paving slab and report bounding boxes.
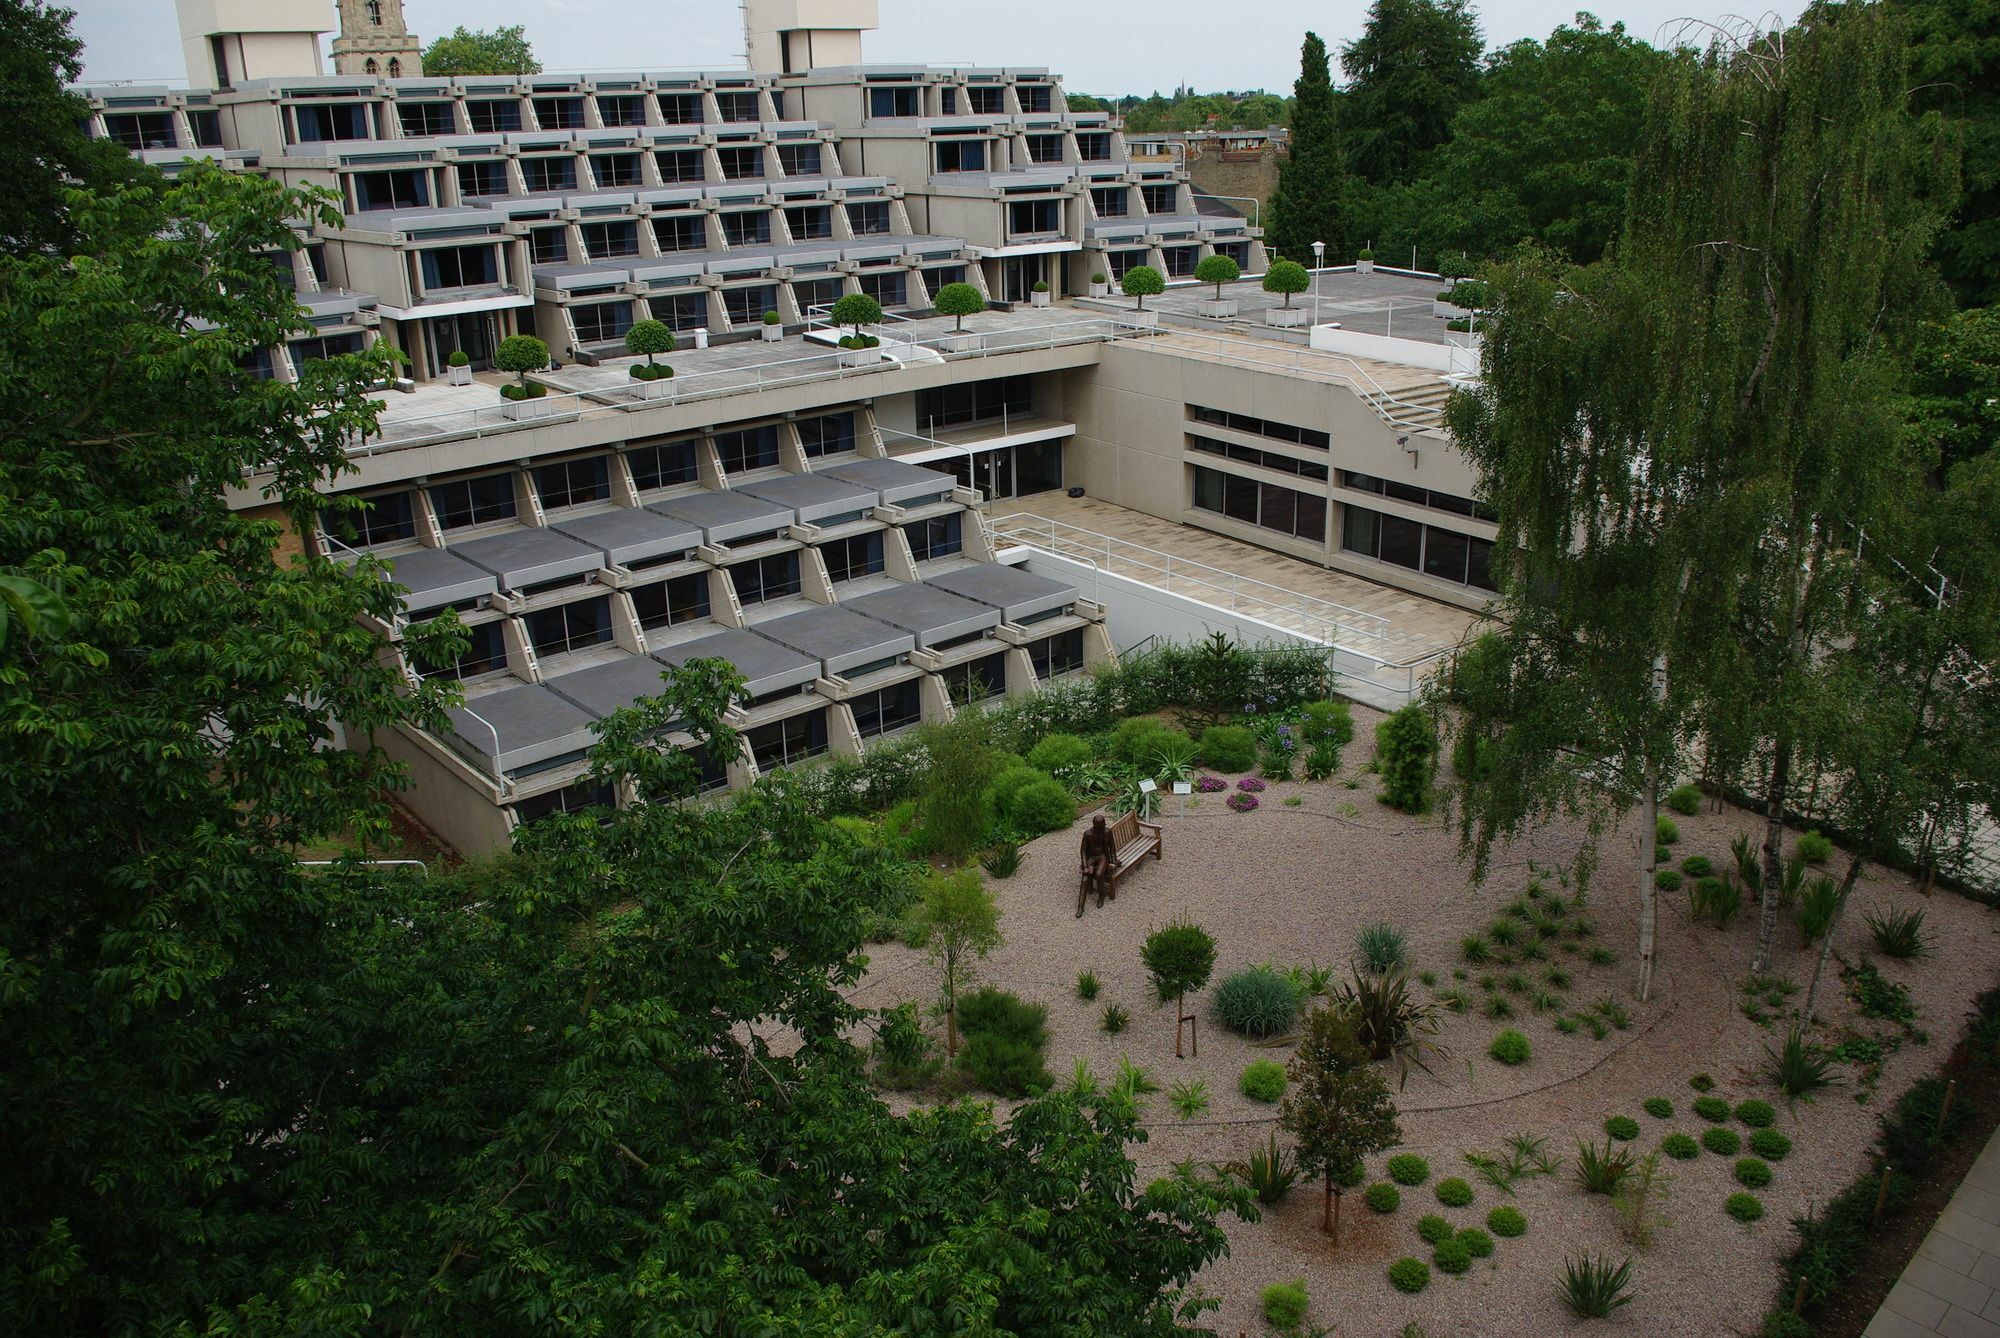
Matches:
[1868,1125,2000,1337]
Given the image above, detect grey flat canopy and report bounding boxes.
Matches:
[750,604,914,678]
[733,473,879,526]
[377,547,498,614]
[654,627,820,698]
[446,682,596,777]
[450,527,604,592]
[924,562,1077,623]
[543,652,676,719]
[648,490,795,546]
[842,582,999,649]
[819,457,956,508]
[548,507,703,568]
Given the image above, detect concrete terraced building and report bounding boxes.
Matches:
[79,0,1499,854]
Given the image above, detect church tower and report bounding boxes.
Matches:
[332,0,423,79]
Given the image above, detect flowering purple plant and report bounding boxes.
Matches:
[1195,774,1228,793]
[1236,776,1266,793]
[1227,791,1259,812]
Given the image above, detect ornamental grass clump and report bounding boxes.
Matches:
[1213,965,1303,1039]
[1560,1253,1635,1318]
[1354,921,1409,974]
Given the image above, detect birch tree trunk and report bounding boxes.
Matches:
[1802,854,1867,1025]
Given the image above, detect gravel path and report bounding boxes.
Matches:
[850,710,2000,1336]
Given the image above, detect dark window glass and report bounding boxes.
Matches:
[295,103,371,142]
[570,301,634,345]
[1341,505,1378,558]
[712,425,780,472]
[656,93,702,125]
[715,146,764,180]
[580,220,639,259]
[1091,186,1128,217]
[1294,492,1328,543]
[730,551,800,604]
[652,214,706,252]
[851,678,921,739]
[904,513,963,561]
[1422,526,1469,583]
[656,149,703,182]
[868,87,920,118]
[714,91,760,123]
[188,109,223,147]
[430,474,517,529]
[777,143,822,175]
[927,264,967,290]
[1015,439,1063,495]
[521,157,577,193]
[421,619,507,679]
[1076,133,1112,161]
[513,779,614,826]
[1378,513,1423,570]
[530,226,569,264]
[527,596,613,656]
[352,169,429,210]
[747,708,827,770]
[631,573,709,628]
[590,153,641,187]
[420,245,500,289]
[398,102,455,136]
[465,100,522,133]
[626,439,698,490]
[1008,200,1060,236]
[1468,537,1497,591]
[916,375,1030,429]
[1025,134,1063,164]
[646,291,709,333]
[1017,85,1053,113]
[288,332,363,364]
[1142,183,1178,214]
[943,651,1006,704]
[820,531,884,582]
[1192,405,1329,451]
[967,86,1004,114]
[785,205,832,240]
[792,277,844,312]
[1109,248,1147,279]
[1163,246,1198,277]
[535,456,609,510]
[857,270,906,309]
[720,211,771,246]
[846,201,891,235]
[1029,628,1083,678]
[532,97,584,130]
[796,413,854,458]
[457,160,509,197]
[935,140,987,172]
[722,285,778,326]
[597,95,645,127]
[327,490,415,547]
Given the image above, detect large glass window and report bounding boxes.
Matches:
[1188,434,1329,482]
[570,301,634,345]
[512,779,614,826]
[916,375,1029,429]
[820,531,884,583]
[856,271,907,309]
[868,86,921,118]
[967,86,1005,115]
[729,552,800,604]
[722,286,779,326]
[646,291,710,334]
[527,596,613,656]
[1076,132,1113,161]
[1007,200,1061,237]
[1029,629,1083,679]
[905,513,963,561]
[715,146,764,180]
[295,103,371,142]
[420,245,499,290]
[720,211,771,247]
[465,100,522,133]
[784,205,832,240]
[398,102,455,136]
[1024,134,1064,164]
[1189,465,1326,543]
[352,170,429,211]
[747,709,828,771]
[1109,248,1148,279]
[327,489,415,548]
[1142,183,1179,214]
[597,95,646,127]
[419,619,507,679]
[777,143,823,176]
[535,456,609,510]
[1016,84,1053,113]
[851,679,921,739]
[1090,186,1129,218]
[580,221,639,260]
[656,92,702,125]
[652,213,706,252]
[656,149,703,183]
[846,202,891,236]
[712,425,779,473]
[532,97,585,130]
[792,277,843,311]
[631,573,709,629]
[796,413,854,458]
[1188,405,1330,450]
[456,160,509,197]
[590,153,641,188]
[430,474,516,530]
[1341,503,1497,590]
[626,438,698,490]
[1339,470,1496,521]
[714,91,760,123]
[1162,246,1199,277]
[530,226,569,264]
[935,140,987,173]
[188,109,223,147]
[942,651,1006,704]
[521,157,577,193]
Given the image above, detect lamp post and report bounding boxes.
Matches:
[1310,240,1325,328]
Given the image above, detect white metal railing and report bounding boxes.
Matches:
[988,511,1392,658]
[1143,325,1448,434]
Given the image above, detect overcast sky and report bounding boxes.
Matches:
[75,0,1805,90]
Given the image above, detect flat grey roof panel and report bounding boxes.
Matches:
[820,457,956,507]
[543,653,675,718]
[648,490,795,545]
[842,582,1000,649]
[653,627,820,697]
[923,562,1077,623]
[548,507,703,567]
[380,547,498,612]
[447,682,596,776]
[749,604,913,677]
[450,528,604,591]
[734,473,878,524]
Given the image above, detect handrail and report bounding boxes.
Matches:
[296,858,431,875]
[1147,326,1446,432]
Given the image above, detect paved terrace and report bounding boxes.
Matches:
[1866,1126,2000,1338]
[1077,267,1471,347]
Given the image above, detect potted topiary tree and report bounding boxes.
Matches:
[623,319,676,398]
[1194,253,1241,319]
[1118,264,1165,328]
[1356,246,1375,274]
[1263,258,1312,327]
[1088,270,1110,298]
[494,334,552,419]
[828,291,884,366]
[932,281,987,352]
[761,309,784,342]
[1030,278,1051,308]
[446,348,473,386]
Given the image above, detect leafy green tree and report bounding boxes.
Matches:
[1263,258,1312,307]
[933,280,986,331]
[0,571,68,645]
[1898,0,2000,307]
[1374,705,1437,813]
[1142,919,1217,1058]
[1267,31,1349,262]
[1067,92,1112,113]
[494,333,549,387]
[1340,0,1485,187]
[829,290,883,339]
[1122,264,1166,310]
[1194,252,1240,299]
[916,709,995,862]
[1904,306,2000,474]
[904,868,1003,1055]
[420,23,540,75]
[622,317,674,366]
[0,0,147,255]
[1279,1007,1401,1244]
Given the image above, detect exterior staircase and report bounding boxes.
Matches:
[1359,379,1456,435]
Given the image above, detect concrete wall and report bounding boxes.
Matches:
[1311,325,1481,377]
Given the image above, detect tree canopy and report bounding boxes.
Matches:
[1267,31,1349,262]
[1339,0,1484,187]
[1898,0,2000,307]
[419,24,540,76]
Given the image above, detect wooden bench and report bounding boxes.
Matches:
[1077,809,1164,914]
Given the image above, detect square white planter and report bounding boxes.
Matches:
[1356,259,1375,274]
[633,375,677,399]
[938,332,985,353]
[1266,307,1312,328]
[1197,298,1240,319]
[761,325,784,342]
[1030,291,1051,307]
[499,395,556,420]
[837,348,874,367]
[446,364,473,386]
[1116,310,1159,329]
[1432,300,1473,319]
[1088,283,1110,298]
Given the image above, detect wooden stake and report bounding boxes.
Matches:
[1873,1164,1895,1225]
[1791,1274,1808,1314]
[1937,1079,1958,1134]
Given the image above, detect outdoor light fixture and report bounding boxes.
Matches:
[1400,434,1420,468]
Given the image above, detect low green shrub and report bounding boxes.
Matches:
[1735,1099,1776,1129]
[1197,724,1258,772]
[1433,1235,1473,1274]
[1100,1003,1129,1034]
[986,765,1050,815]
[1008,777,1077,834]
[1689,1072,1715,1091]
[1643,1097,1674,1119]
[1487,1204,1527,1237]
[1026,732,1094,777]
[1416,1213,1455,1245]
[1075,971,1100,1000]
[1365,1182,1401,1214]
[1726,1192,1765,1223]
[1110,716,1182,764]
[1604,1116,1639,1142]
[1457,1226,1494,1258]
[1435,1176,1474,1207]
[1797,830,1834,864]
[1388,1257,1431,1294]
[1661,1133,1700,1160]
[1882,1076,1976,1176]
[1735,1157,1773,1189]
[1693,1096,1731,1122]
[1681,855,1714,878]
[1703,1126,1742,1156]
[1387,1153,1431,1186]
[1240,1059,1287,1102]
[1489,1029,1531,1066]
[1261,1278,1309,1330]
[1213,965,1304,1038]
[1655,869,1683,891]
[1666,784,1704,815]
[955,988,1051,1096]
[1749,1128,1792,1160]
[1657,815,1680,844]
[1355,921,1409,974]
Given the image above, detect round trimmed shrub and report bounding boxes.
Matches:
[1749,1128,1792,1161]
[1435,1177,1474,1207]
[1693,1095,1731,1122]
[1661,1133,1700,1160]
[1261,1279,1309,1330]
[1007,778,1077,835]
[1703,1126,1742,1156]
[1681,855,1714,877]
[1365,1182,1401,1214]
[1456,1226,1494,1259]
[1197,724,1258,772]
[1657,815,1680,844]
[1489,1028,1531,1066]
[1416,1214,1455,1245]
[1025,732,1093,776]
[1212,965,1303,1039]
[1656,869,1683,891]
[1239,1060,1287,1103]
[1387,1154,1431,1186]
[1643,1097,1674,1119]
[1735,1157,1772,1189]
[1797,830,1834,864]
[1690,1072,1716,1091]
[1487,1205,1527,1237]
[1604,1116,1640,1142]
[1735,1099,1776,1129]
[1388,1257,1431,1294]
[1666,784,1704,815]
[1433,1235,1472,1275]
[1726,1192,1765,1223]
